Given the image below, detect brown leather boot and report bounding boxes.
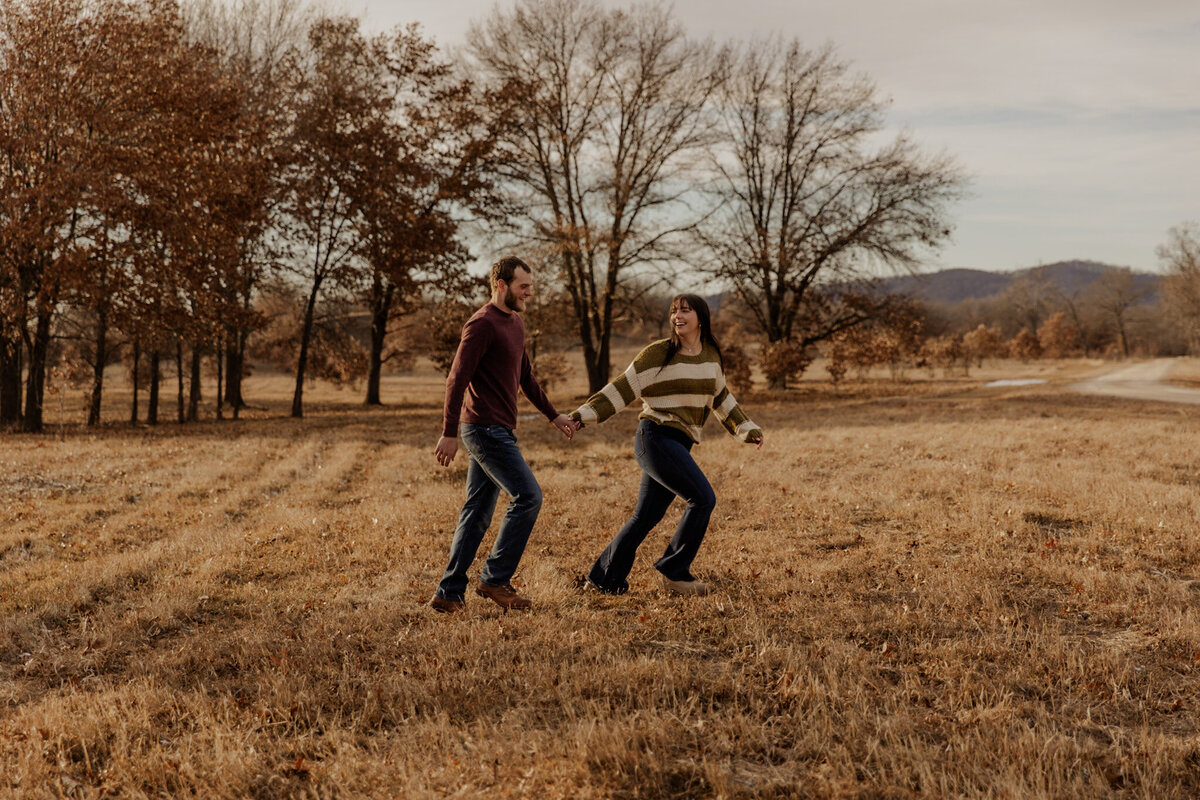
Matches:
[475,581,532,610]
[430,595,465,614]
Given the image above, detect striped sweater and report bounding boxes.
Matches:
[570,339,762,444]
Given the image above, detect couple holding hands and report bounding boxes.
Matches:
[430,256,764,613]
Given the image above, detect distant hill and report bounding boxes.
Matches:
[881,260,1160,305]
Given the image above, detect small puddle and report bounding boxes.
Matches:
[985,379,1047,387]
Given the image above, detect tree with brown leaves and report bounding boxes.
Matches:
[1037,311,1079,359]
[0,0,95,430]
[279,16,392,418]
[356,24,499,406]
[1009,328,1042,362]
[962,324,1004,368]
[184,0,313,417]
[0,0,233,430]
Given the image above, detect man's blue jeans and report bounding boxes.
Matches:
[436,423,543,602]
[587,419,716,593]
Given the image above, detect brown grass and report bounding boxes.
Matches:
[3,362,1200,799]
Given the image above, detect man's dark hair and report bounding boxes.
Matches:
[489,256,531,292]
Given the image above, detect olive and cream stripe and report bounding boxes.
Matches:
[571,339,762,444]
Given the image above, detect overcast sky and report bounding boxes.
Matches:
[345,0,1200,274]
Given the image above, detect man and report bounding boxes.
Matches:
[431,256,576,613]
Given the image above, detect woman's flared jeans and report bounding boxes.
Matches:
[588,420,716,593]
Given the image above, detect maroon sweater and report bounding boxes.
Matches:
[441,303,559,437]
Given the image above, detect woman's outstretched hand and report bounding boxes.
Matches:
[749,433,764,451]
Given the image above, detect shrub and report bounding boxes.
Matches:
[721,342,754,396]
[760,340,812,389]
[1009,328,1042,361]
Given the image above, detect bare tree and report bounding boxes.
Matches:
[468,0,722,391]
[1159,223,1200,354]
[1047,285,1098,357]
[997,266,1059,337]
[696,39,965,386]
[1088,266,1146,358]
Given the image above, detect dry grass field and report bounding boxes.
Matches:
[2,358,1200,798]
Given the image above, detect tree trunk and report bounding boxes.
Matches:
[87,306,108,426]
[147,351,160,425]
[231,337,242,420]
[580,308,606,392]
[580,265,616,393]
[232,326,251,420]
[175,341,185,423]
[767,334,789,391]
[365,273,395,406]
[216,336,224,421]
[130,342,140,424]
[581,320,613,392]
[224,334,244,409]
[568,253,606,393]
[593,333,612,393]
[291,282,321,419]
[227,283,255,412]
[1115,314,1130,358]
[0,326,21,425]
[188,341,202,422]
[21,306,52,433]
[583,347,605,393]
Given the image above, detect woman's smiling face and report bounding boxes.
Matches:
[670,299,699,340]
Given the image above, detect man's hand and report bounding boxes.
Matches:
[552,414,578,440]
[434,436,459,466]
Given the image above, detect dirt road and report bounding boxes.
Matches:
[1071,358,1200,404]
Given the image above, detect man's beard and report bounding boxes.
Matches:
[504,290,524,312]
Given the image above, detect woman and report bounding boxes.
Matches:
[570,294,763,596]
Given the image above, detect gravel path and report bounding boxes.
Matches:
[1071,358,1200,405]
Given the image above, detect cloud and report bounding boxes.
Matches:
[353,0,1200,271]
[652,0,1196,115]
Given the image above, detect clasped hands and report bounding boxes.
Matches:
[552,414,582,440]
[437,417,758,466]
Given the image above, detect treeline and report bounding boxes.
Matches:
[1,0,974,430]
[1,0,497,431]
[801,253,1200,386]
[4,0,1196,432]
[920,263,1166,358]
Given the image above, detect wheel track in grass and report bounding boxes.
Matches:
[0,431,383,707]
[2,422,385,621]
[0,434,344,645]
[0,434,323,582]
